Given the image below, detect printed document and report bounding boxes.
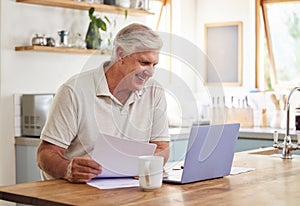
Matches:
[88,178,139,190]
[91,133,157,178]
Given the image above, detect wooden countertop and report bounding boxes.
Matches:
[1,148,300,205]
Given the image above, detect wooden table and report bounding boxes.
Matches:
[1,148,300,205]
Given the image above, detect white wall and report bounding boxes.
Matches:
[196,0,256,95]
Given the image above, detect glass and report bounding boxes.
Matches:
[74,33,86,49]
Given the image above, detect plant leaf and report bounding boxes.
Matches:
[96,18,107,31]
[89,7,95,19]
[104,16,111,24]
[124,10,128,20]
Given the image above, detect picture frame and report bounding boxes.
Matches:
[204,21,243,86]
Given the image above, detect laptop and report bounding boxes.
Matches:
[163,123,240,184]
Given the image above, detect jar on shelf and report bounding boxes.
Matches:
[116,0,130,8]
[58,30,69,47]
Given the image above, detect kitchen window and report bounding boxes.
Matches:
[256,0,300,90]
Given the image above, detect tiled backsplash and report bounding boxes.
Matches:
[167,89,300,129]
[13,94,22,137]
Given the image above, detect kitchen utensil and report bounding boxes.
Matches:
[260,108,267,127]
[280,94,287,110]
[31,34,47,46]
[245,96,250,107]
[270,94,280,110]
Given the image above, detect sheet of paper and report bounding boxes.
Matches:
[91,133,157,178]
[88,178,140,190]
[230,167,255,175]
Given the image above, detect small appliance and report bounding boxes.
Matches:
[21,94,54,137]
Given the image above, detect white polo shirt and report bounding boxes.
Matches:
[41,62,170,165]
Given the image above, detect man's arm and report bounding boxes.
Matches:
[150,141,170,164]
[36,140,102,183]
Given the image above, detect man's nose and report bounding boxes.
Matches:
[143,67,154,76]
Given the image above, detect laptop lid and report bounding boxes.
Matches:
[164,123,240,184]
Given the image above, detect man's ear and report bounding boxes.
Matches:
[116,46,125,59]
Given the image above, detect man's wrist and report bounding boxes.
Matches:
[63,159,73,182]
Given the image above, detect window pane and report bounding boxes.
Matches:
[265,2,300,86]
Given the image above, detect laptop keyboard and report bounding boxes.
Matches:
[163,162,184,180]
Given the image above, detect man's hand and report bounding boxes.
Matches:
[64,157,102,183]
[150,141,170,164]
[37,141,102,183]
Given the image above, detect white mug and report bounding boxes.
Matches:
[138,155,164,191]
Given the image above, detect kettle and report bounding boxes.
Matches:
[31,34,47,46]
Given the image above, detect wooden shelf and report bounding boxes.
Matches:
[15,1,153,55]
[16,0,154,15]
[15,45,110,55]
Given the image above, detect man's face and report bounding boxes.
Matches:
[119,50,159,91]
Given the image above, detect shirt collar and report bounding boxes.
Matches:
[95,61,111,97]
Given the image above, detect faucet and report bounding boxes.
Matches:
[273,87,300,159]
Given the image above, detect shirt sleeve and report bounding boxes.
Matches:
[40,84,78,148]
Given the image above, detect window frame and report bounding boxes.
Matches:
[255,0,300,90]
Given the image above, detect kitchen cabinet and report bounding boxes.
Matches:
[15,0,153,54]
[15,138,41,184]
[16,144,41,184]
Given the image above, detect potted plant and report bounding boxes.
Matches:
[85,7,111,49]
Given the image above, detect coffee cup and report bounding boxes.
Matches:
[138,155,164,191]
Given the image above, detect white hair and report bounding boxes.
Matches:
[110,23,163,62]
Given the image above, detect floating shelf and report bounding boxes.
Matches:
[15,45,110,55]
[16,0,154,15]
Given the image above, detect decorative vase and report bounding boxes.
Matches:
[85,22,101,49]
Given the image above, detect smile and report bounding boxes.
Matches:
[135,73,146,82]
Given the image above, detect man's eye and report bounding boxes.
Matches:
[140,61,150,66]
